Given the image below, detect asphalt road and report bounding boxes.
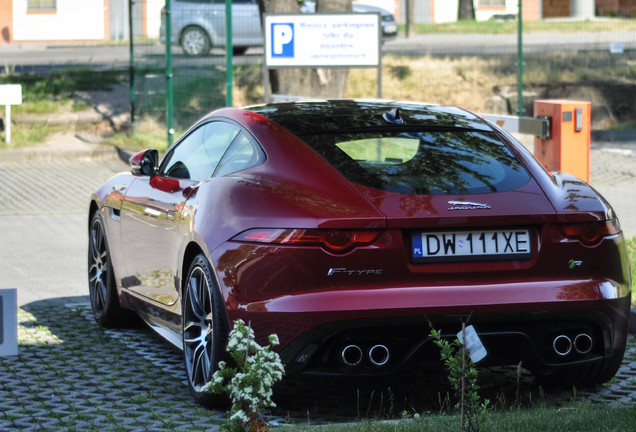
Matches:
[2,29,635,72]
[0,156,128,307]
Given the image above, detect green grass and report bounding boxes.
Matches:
[285,403,636,432]
[410,18,636,35]
[136,68,226,131]
[0,123,67,150]
[103,131,170,155]
[0,68,124,112]
[0,68,125,148]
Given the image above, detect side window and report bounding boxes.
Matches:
[215,132,264,177]
[161,121,240,182]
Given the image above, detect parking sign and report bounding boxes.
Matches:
[265,13,380,68]
[271,23,295,57]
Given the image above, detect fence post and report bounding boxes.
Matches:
[165,0,174,146]
[129,0,135,135]
[517,0,524,116]
[226,0,233,107]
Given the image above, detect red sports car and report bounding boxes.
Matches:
[88,100,632,406]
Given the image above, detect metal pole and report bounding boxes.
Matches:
[517,0,524,116]
[5,104,10,144]
[377,12,382,99]
[165,0,174,146]
[263,63,270,103]
[128,0,135,135]
[226,0,233,107]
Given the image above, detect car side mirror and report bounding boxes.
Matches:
[130,149,159,176]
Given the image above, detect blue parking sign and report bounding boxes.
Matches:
[271,23,294,58]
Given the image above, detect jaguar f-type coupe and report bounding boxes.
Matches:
[88,100,631,406]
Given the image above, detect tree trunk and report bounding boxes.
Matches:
[406,0,415,38]
[257,0,352,99]
[458,0,476,20]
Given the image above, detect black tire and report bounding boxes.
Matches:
[182,253,229,407]
[88,212,128,327]
[181,26,211,57]
[533,348,625,389]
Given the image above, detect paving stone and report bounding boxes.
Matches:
[1,140,635,429]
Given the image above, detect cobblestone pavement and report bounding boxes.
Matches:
[1,300,635,431]
[0,139,635,430]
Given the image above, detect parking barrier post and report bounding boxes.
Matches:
[534,100,591,183]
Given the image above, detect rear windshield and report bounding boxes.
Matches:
[301,130,531,195]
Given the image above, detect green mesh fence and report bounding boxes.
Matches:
[130,0,263,145]
[130,1,636,144]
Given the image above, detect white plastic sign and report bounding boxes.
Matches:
[457,325,487,363]
[0,84,22,144]
[265,13,381,68]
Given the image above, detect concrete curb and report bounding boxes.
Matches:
[13,111,105,127]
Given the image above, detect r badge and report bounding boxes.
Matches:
[568,260,583,269]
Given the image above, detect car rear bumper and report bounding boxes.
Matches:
[229,293,630,377]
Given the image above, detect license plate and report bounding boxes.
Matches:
[411,229,531,262]
[383,24,398,34]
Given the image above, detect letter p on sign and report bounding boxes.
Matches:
[271,23,294,57]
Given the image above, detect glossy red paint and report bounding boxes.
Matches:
[89,100,631,401]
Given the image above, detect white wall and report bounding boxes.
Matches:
[434,0,458,23]
[145,0,163,39]
[13,0,105,41]
[475,0,519,22]
[354,0,397,16]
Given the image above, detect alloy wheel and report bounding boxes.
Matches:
[182,27,209,57]
[88,215,110,319]
[183,264,215,391]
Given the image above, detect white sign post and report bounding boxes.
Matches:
[264,13,382,100]
[0,84,23,144]
[0,289,18,357]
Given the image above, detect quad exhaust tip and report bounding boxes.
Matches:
[553,335,572,356]
[341,344,390,367]
[369,344,390,366]
[553,333,593,356]
[574,333,593,354]
[341,344,363,366]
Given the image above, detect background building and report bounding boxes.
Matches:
[0,0,162,45]
[0,0,634,46]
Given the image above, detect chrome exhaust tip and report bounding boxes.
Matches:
[553,335,572,356]
[341,344,363,366]
[368,344,390,367]
[573,333,593,354]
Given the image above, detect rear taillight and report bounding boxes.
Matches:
[559,220,621,245]
[233,228,382,254]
